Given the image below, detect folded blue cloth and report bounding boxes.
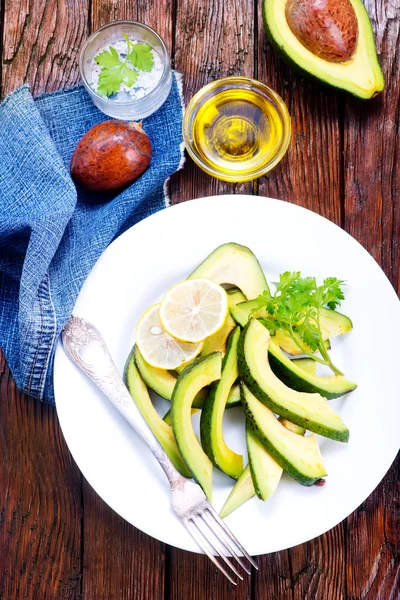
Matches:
[0,75,184,403]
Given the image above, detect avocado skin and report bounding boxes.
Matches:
[268,350,357,399]
[237,322,350,443]
[262,0,384,100]
[241,384,320,486]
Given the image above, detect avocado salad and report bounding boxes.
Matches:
[124,243,357,518]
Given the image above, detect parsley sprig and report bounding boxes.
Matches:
[252,272,345,375]
[94,33,154,97]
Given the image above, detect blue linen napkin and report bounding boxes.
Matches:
[0,75,184,403]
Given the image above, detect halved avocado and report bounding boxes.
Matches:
[269,337,357,399]
[263,0,384,99]
[200,328,244,479]
[123,355,191,477]
[188,243,269,299]
[242,384,327,486]
[238,319,349,442]
[171,352,222,500]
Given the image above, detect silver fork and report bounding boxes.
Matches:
[62,316,257,584]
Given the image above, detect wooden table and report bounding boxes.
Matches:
[0,0,399,598]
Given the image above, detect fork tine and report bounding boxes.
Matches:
[184,519,237,585]
[194,515,244,581]
[202,509,251,574]
[206,504,258,569]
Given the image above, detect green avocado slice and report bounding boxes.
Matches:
[171,352,222,500]
[188,242,269,299]
[241,384,327,486]
[123,355,191,477]
[219,465,255,519]
[238,319,350,442]
[231,299,338,355]
[247,424,283,500]
[262,0,384,99]
[268,338,357,399]
[200,328,244,479]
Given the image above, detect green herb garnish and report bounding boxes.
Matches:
[94,33,154,97]
[252,272,345,375]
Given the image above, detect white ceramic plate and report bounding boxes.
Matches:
[55,195,400,556]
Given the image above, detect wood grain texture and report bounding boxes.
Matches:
[0,0,399,598]
[343,0,400,290]
[170,0,255,202]
[343,1,400,597]
[82,483,165,600]
[1,0,88,97]
[0,351,82,600]
[256,3,343,225]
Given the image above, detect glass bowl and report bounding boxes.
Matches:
[80,21,172,120]
[182,76,291,182]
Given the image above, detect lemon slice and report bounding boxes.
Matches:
[136,304,203,369]
[159,278,229,343]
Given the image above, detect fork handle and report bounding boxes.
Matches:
[62,316,185,489]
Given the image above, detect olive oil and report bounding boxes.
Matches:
[191,88,285,180]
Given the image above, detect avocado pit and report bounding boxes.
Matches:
[285,0,358,63]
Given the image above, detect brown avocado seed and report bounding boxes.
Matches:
[70,120,152,192]
[285,0,358,63]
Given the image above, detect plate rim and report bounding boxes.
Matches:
[55,193,400,555]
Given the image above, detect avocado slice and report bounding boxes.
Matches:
[247,424,283,500]
[278,417,306,435]
[171,352,222,500]
[231,299,349,355]
[219,465,255,519]
[123,355,191,477]
[188,243,269,299]
[201,313,237,357]
[291,357,317,376]
[263,0,384,99]
[238,319,350,442]
[227,287,247,306]
[220,415,306,517]
[133,345,177,400]
[200,328,244,479]
[163,407,199,425]
[269,337,357,399]
[134,345,207,407]
[242,384,327,486]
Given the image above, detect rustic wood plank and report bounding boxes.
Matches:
[256,4,343,225]
[343,0,400,291]
[1,0,88,97]
[0,350,82,600]
[343,1,400,598]
[170,0,256,202]
[90,0,173,53]
[82,483,165,600]
[345,459,400,600]
[251,550,293,600]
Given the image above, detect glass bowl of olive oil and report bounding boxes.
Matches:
[183,76,291,182]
